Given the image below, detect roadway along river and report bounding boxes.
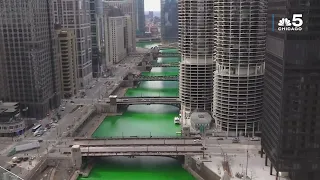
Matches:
[79,42,195,180]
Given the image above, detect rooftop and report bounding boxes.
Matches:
[0,102,19,114]
[190,112,212,124]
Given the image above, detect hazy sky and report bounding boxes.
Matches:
[144,0,160,11]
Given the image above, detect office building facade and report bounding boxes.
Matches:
[56,28,79,98]
[161,0,178,42]
[90,0,104,77]
[53,0,93,87]
[212,0,267,136]
[104,6,132,65]
[107,15,132,64]
[178,0,215,127]
[262,1,320,179]
[0,0,61,119]
[136,0,145,37]
[104,0,136,52]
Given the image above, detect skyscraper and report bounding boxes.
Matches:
[53,0,93,87]
[104,0,136,52]
[104,6,133,65]
[161,0,178,42]
[178,0,215,126]
[136,0,145,37]
[0,0,61,119]
[262,1,320,179]
[212,0,267,136]
[56,28,79,99]
[90,0,104,77]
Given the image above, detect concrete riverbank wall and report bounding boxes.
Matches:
[24,156,73,180]
[188,157,221,180]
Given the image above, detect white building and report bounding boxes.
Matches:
[104,0,136,52]
[212,0,267,136]
[178,0,215,126]
[106,15,132,65]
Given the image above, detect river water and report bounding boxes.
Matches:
[79,42,195,180]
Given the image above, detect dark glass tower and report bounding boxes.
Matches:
[136,0,145,37]
[0,0,61,119]
[161,0,179,42]
[262,1,320,179]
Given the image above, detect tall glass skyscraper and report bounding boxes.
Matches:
[136,0,145,37]
[262,1,320,179]
[161,0,179,42]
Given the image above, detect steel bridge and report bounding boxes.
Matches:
[148,62,180,67]
[134,75,178,81]
[64,137,204,157]
[116,97,180,105]
[157,53,180,57]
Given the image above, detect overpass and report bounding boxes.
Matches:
[73,137,200,146]
[64,137,204,157]
[134,75,178,81]
[137,37,161,42]
[116,97,180,105]
[148,62,179,67]
[68,146,203,156]
[71,97,180,105]
[157,53,180,57]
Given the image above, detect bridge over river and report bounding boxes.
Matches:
[63,137,204,158]
[133,75,178,81]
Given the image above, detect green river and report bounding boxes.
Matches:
[79,42,195,180]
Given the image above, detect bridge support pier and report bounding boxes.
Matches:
[71,145,82,170]
[126,73,134,87]
[184,155,192,167]
[141,61,147,71]
[182,126,191,137]
[109,95,118,113]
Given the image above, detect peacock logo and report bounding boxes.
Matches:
[278,18,292,27]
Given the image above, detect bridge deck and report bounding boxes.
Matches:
[73,138,201,146]
[64,146,203,156]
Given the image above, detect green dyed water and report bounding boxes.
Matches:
[160,49,179,53]
[157,57,181,63]
[87,50,195,180]
[141,67,179,77]
[92,104,180,137]
[78,157,195,180]
[137,42,161,49]
[125,81,179,97]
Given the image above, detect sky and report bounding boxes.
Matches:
[144,0,160,11]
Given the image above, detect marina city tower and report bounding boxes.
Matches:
[212,0,267,136]
[178,0,215,126]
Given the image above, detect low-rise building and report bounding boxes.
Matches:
[0,101,25,137]
[190,112,212,133]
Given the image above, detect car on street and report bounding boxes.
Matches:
[217,137,224,140]
[250,137,260,141]
[232,137,240,143]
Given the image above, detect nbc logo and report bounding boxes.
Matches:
[278,18,292,27]
[277,14,303,31]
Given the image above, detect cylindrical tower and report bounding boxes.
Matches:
[213,0,267,136]
[178,0,215,125]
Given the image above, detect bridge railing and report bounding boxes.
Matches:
[117,96,177,99]
[74,136,199,141]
